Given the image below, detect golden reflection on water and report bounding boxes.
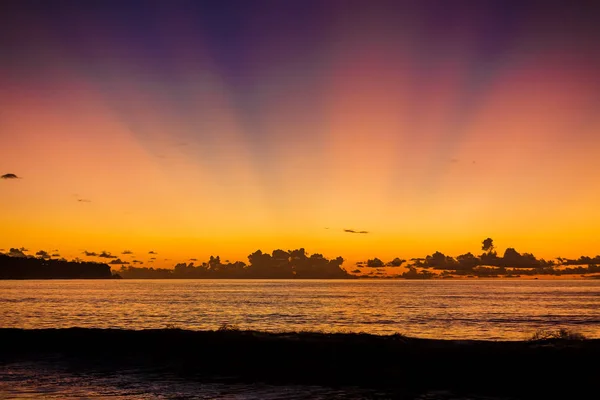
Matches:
[1,279,599,340]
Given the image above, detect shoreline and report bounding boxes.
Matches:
[1,275,599,280]
[2,328,599,397]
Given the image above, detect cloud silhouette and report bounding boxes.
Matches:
[77,198,92,203]
[9,248,26,257]
[132,260,143,264]
[148,251,157,254]
[20,247,29,252]
[122,250,133,255]
[366,258,385,268]
[351,269,361,273]
[52,253,60,257]
[1,173,20,179]
[150,257,157,260]
[386,258,406,267]
[189,258,197,261]
[108,259,130,265]
[36,250,50,259]
[344,229,369,234]
[83,251,98,257]
[98,251,117,259]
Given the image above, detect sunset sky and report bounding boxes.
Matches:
[1,1,599,268]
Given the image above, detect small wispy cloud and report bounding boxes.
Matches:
[98,251,117,259]
[121,250,133,255]
[77,198,92,203]
[344,229,369,234]
[83,251,97,257]
[108,259,130,265]
[1,173,20,179]
[148,250,157,255]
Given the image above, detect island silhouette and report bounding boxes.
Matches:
[1,239,599,279]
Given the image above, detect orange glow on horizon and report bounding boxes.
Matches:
[1,2,599,270]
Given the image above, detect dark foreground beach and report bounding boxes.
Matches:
[1,328,599,399]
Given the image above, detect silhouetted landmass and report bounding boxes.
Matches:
[0,253,113,279]
[401,238,600,278]
[561,255,600,265]
[0,328,598,398]
[118,248,351,279]
[2,239,600,279]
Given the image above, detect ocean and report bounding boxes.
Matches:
[1,279,599,399]
[1,279,599,340]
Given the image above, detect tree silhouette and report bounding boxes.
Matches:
[482,238,495,253]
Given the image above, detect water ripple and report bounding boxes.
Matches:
[1,279,600,340]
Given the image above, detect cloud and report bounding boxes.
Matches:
[148,251,157,254]
[20,247,29,252]
[36,250,51,259]
[52,253,60,257]
[1,173,20,179]
[150,257,157,260]
[109,259,130,265]
[132,260,143,264]
[121,250,133,255]
[366,258,385,268]
[77,198,92,203]
[189,258,197,261]
[351,269,361,273]
[344,229,369,234]
[386,258,406,267]
[83,251,98,257]
[98,251,117,259]
[8,248,27,257]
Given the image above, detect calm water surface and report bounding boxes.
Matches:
[1,279,599,340]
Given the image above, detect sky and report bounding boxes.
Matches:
[1,1,599,268]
